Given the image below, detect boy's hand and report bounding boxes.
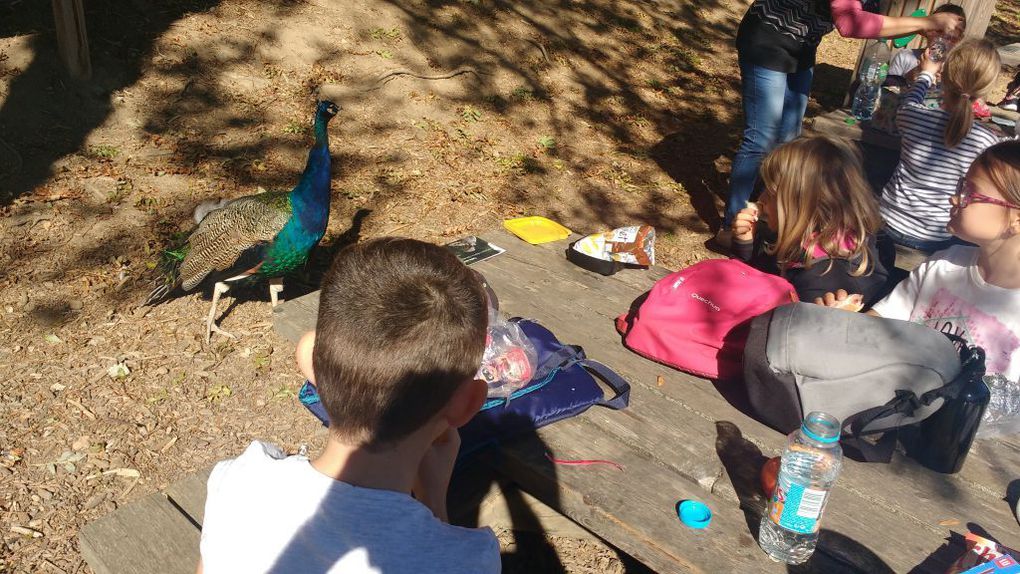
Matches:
[918,49,942,77]
[413,427,460,522]
[732,205,759,243]
[813,289,864,312]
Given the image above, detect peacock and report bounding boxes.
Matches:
[143,100,340,342]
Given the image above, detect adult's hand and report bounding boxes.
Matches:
[925,12,964,39]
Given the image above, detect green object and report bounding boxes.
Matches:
[892,8,927,48]
[845,117,858,126]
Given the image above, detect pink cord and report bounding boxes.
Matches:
[545,452,624,471]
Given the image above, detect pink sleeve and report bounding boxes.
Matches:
[830,0,884,38]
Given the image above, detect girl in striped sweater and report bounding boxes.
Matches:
[881,39,1004,252]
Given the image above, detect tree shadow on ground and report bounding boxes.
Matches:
[0,0,256,205]
[375,0,743,236]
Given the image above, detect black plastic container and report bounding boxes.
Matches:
[907,376,990,474]
[566,241,625,276]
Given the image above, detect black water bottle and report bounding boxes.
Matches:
[912,376,991,474]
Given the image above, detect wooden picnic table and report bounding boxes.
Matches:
[270,228,1020,573]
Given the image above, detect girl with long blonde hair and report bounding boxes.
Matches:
[731,134,891,305]
[881,38,1005,252]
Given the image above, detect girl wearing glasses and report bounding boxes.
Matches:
[820,141,1020,385]
[881,39,1006,253]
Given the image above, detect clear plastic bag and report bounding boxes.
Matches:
[474,273,537,398]
[478,318,537,398]
[977,374,1020,438]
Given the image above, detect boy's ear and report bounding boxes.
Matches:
[296,331,316,384]
[444,379,488,428]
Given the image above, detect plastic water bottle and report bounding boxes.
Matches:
[758,411,843,564]
[851,41,891,120]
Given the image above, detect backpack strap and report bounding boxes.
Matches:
[580,359,631,409]
[841,336,985,462]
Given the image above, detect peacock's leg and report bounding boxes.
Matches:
[205,281,236,343]
[268,277,284,308]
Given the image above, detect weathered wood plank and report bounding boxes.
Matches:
[79,492,200,574]
[955,0,998,40]
[273,292,318,343]
[164,467,213,527]
[1000,44,1020,68]
[51,0,91,80]
[895,242,928,271]
[805,110,901,151]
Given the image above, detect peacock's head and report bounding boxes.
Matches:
[317,100,341,120]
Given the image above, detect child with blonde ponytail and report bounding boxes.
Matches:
[881,39,1005,252]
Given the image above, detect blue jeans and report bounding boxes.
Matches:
[725,62,814,225]
[883,225,971,253]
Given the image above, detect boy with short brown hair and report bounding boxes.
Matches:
[198,237,499,574]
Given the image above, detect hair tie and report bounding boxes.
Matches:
[960,92,972,100]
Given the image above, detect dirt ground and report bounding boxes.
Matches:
[0,0,1017,572]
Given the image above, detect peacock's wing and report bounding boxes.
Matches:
[179,191,292,290]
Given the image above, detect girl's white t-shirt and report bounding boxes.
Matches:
[873,246,1020,383]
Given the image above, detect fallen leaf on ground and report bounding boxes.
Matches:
[102,468,141,479]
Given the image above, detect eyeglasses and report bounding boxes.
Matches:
[954,178,1020,210]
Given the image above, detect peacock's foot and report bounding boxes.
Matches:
[268,278,284,308]
[206,320,237,343]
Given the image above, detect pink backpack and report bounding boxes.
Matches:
[616,259,798,380]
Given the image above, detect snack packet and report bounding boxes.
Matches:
[948,532,1020,574]
[572,225,655,267]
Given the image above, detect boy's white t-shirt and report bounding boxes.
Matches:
[873,246,1020,383]
[200,441,501,574]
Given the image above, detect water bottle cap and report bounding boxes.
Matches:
[801,411,841,443]
[677,500,712,529]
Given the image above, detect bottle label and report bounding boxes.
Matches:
[768,480,829,534]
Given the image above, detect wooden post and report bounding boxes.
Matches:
[51,0,91,80]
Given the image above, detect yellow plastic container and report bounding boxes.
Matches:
[503,216,572,244]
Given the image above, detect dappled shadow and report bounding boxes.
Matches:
[2,0,754,316]
[373,0,743,235]
[0,0,246,205]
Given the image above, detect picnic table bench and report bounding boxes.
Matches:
[80,229,1020,573]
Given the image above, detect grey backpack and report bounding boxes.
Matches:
[744,303,984,441]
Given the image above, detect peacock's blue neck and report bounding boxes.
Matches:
[290,113,332,235]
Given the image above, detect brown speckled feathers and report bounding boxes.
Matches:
[179,193,292,290]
